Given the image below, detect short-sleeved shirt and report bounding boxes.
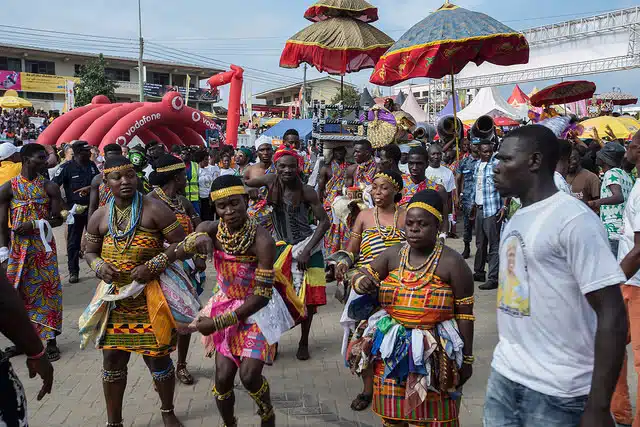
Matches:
[457,155,479,204]
[425,165,456,192]
[493,191,625,398]
[600,168,634,240]
[52,160,99,206]
[567,168,601,202]
[618,180,640,285]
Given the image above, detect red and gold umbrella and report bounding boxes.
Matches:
[304,0,379,23]
[530,80,596,107]
[280,16,393,76]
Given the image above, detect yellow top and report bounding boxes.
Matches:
[0,161,22,186]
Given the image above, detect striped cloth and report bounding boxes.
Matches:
[358,226,405,267]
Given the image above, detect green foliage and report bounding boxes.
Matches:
[330,85,360,106]
[74,54,118,106]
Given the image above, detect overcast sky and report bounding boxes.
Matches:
[4,0,640,101]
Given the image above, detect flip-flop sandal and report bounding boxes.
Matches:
[350,393,372,411]
[46,346,61,362]
[176,363,194,385]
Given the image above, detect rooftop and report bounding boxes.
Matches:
[254,76,357,99]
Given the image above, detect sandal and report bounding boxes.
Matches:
[350,393,372,411]
[46,345,60,362]
[176,363,194,385]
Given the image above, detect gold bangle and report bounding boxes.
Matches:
[85,232,103,244]
[463,355,475,365]
[161,220,181,236]
[455,314,476,322]
[184,232,208,255]
[90,257,105,274]
[253,286,273,299]
[455,296,475,306]
[364,264,380,282]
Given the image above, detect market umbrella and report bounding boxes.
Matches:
[493,116,521,126]
[580,116,640,140]
[0,89,32,109]
[369,1,529,158]
[594,91,638,106]
[530,81,596,107]
[304,0,379,23]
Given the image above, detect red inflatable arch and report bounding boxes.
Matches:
[137,128,161,145]
[37,95,111,146]
[169,126,205,147]
[149,126,182,149]
[208,65,243,148]
[80,102,144,147]
[99,91,217,150]
[56,104,121,147]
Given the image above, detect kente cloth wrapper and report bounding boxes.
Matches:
[276,234,327,308]
[192,250,294,367]
[323,161,349,252]
[7,174,61,341]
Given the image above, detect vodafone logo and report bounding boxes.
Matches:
[171,95,184,111]
[116,136,127,145]
[192,111,201,121]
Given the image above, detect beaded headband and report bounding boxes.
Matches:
[407,202,443,222]
[210,185,247,201]
[156,162,186,173]
[103,164,134,175]
[374,172,400,193]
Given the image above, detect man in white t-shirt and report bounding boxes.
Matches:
[425,144,456,194]
[484,125,627,427]
[613,131,640,427]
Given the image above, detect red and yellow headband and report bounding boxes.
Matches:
[407,202,443,222]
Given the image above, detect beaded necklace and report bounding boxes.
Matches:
[374,206,400,240]
[397,240,443,289]
[155,187,186,215]
[108,192,143,253]
[217,218,257,255]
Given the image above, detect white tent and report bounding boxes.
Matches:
[457,87,524,121]
[401,89,428,123]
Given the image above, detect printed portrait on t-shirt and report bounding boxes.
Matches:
[498,232,530,317]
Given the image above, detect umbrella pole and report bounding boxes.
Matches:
[450,72,460,162]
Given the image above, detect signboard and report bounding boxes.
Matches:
[143,83,216,102]
[0,70,79,93]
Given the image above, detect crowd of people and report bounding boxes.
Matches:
[0,108,55,144]
[0,116,639,427]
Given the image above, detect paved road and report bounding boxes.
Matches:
[1,227,635,426]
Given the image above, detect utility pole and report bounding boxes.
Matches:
[138,0,144,102]
[301,64,307,118]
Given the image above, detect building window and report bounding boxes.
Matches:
[25,60,55,75]
[0,57,22,72]
[422,91,428,97]
[25,92,54,100]
[284,96,292,103]
[413,92,420,98]
[105,68,130,82]
[74,64,83,75]
[147,71,170,85]
[275,97,282,105]
[266,100,274,106]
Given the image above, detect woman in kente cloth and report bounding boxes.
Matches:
[178,175,294,427]
[347,189,474,427]
[148,153,205,385]
[80,155,188,427]
[329,169,406,412]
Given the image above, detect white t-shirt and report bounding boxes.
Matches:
[493,191,625,398]
[219,168,236,177]
[425,165,456,192]
[198,165,220,198]
[554,171,573,195]
[475,162,487,206]
[618,180,640,285]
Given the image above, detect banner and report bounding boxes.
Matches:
[21,73,79,93]
[143,83,216,101]
[0,71,20,90]
[65,80,75,110]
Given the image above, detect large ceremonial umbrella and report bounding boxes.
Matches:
[581,116,640,140]
[369,1,529,158]
[0,89,32,109]
[280,2,393,101]
[530,81,596,107]
[304,0,379,23]
[594,91,638,106]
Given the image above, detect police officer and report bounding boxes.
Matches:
[455,138,480,259]
[53,140,99,283]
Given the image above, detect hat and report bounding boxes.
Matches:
[0,143,19,161]
[255,135,272,150]
[71,140,91,151]
[596,142,626,167]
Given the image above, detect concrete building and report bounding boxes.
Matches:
[254,76,357,107]
[0,43,223,111]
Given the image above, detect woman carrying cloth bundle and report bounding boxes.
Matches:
[347,189,474,427]
[329,169,406,412]
[178,175,296,427]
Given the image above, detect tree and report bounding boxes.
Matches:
[330,85,360,106]
[74,54,118,106]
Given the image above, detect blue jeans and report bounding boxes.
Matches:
[483,369,587,426]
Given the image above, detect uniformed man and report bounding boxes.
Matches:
[53,140,99,283]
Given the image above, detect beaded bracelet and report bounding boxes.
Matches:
[161,221,181,237]
[184,232,209,255]
[364,265,381,282]
[85,232,103,244]
[194,253,207,261]
[455,296,475,306]
[463,355,475,365]
[255,268,275,278]
[145,252,170,275]
[455,314,476,322]
[253,286,273,299]
[90,258,106,275]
